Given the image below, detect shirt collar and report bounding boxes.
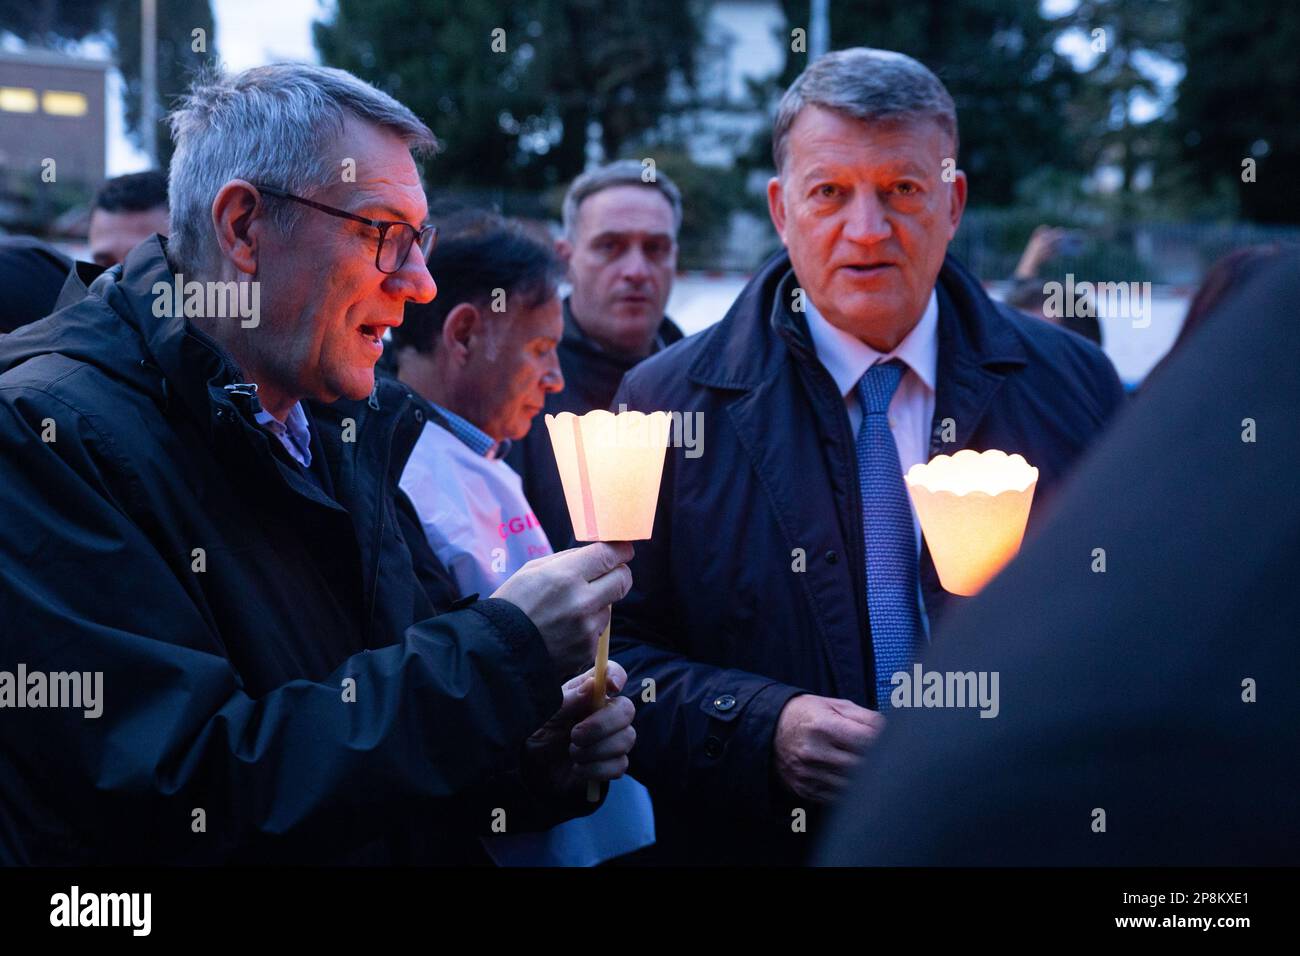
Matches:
[254,400,313,468]
[803,288,939,398]
[430,402,510,459]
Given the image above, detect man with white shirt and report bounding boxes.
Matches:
[608,47,1126,864]
[393,212,656,866]
[393,212,566,598]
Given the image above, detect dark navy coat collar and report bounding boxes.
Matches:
[687,249,1028,396]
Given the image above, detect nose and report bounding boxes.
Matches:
[842,190,892,245]
[541,354,564,393]
[619,245,653,285]
[385,247,437,304]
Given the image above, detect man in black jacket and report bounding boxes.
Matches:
[609,48,1126,864]
[0,63,635,864]
[507,160,684,547]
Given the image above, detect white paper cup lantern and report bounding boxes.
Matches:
[904,449,1039,596]
[545,410,673,541]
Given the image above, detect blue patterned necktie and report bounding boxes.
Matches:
[855,359,925,710]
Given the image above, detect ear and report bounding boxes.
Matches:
[210,179,266,276]
[766,176,787,246]
[440,302,481,366]
[947,169,968,240]
[554,238,573,263]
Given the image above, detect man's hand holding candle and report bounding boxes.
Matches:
[492,541,634,677]
[521,661,637,803]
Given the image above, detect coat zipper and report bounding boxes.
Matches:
[366,391,408,644]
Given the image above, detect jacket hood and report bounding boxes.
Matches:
[0,236,255,426]
[0,258,143,386]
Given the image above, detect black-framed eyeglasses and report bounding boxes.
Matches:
[253,184,437,275]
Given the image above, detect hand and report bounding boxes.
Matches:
[522,661,637,801]
[773,694,885,805]
[492,542,634,676]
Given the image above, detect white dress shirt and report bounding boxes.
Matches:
[803,289,939,552]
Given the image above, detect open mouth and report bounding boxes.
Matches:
[358,324,384,351]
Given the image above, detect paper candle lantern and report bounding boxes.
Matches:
[904,449,1038,596]
[546,409,672,799]
[545,410,673,542]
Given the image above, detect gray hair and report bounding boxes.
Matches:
[167,62,437,274]
[772,47,958,174]
[561,160,683,239]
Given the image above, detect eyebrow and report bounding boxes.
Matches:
[589,230,674,242]
[353,200,426,225]
[802,161,930,183]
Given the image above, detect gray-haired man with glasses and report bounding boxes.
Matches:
[0,62,637,864]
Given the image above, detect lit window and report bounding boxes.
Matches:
[0,86,38,113]
[42,90,88,117]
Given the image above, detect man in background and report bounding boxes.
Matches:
[87,169,170,268]
[508,160,685,547]
[0,171,173,332]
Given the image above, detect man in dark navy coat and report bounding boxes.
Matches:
[610,48,1126,864]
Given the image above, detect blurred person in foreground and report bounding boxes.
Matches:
[609,47,1125,864]
[0,236,71,333]
[0,63,634,865]
[507,160,684,547]
[820,246,1300,865]
[391,210,653,866]
[1144,243,1288,385]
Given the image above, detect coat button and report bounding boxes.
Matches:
[413,408,424,424]
[713,694,736,712]
[824,550,838,564]
[703,735,723,758]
